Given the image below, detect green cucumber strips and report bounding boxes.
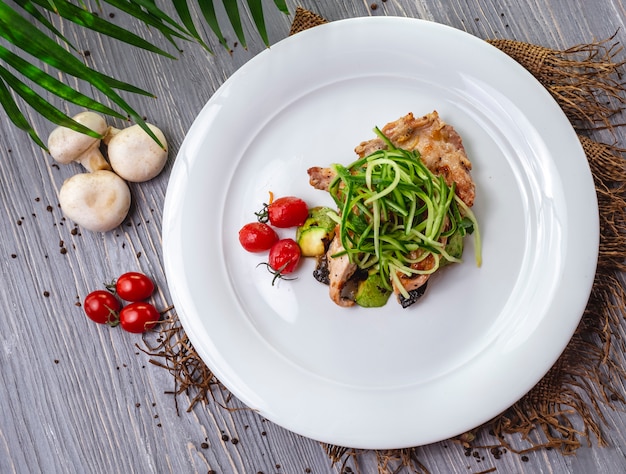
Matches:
[327,127,481,299]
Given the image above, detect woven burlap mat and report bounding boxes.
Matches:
[144,8,626,473]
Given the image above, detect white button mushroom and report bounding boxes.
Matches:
[104,123,168,182]
[58,170,131,232]
[47,111,111,172]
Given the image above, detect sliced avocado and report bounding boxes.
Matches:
[297,206,337,233]
[296,206,337,257]
[354,272,392,308]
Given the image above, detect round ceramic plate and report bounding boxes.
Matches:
[162,17,599,449]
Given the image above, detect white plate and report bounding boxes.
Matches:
[162,17,598,449]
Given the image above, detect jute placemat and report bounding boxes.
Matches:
[143,8,626,473]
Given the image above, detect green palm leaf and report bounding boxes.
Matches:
[197,0,229,50]
[0,45,126,119]
[27,0,177,58]
[109,0,189,35]
[172,0,212,52]
[0,64,103,137]
[221,0,246,48]
[0,1,163,147]
[246,0,268,46]
[272,0,288,13]
[0,77,47,148]
[0,0,289,149]
[12,0,77,51]
[98,0,192,49]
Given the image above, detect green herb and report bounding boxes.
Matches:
[327,127,482,299]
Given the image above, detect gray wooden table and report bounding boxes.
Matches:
[2,1,626,473]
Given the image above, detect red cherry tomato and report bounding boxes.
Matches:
[238,222,278,252]
[268,238,301,275]
[115,272,155,302]
[83,290,121,325]
[119,302,160,333]
[267,196,308,228]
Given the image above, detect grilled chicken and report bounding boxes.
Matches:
[309,111,474,207]
[396,249,436,292]
[355,111,474,207]
[307,166,335,193]
[325,228,357,307]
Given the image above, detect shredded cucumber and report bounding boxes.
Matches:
[327,127,482,299]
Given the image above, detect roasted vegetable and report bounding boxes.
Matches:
[296,206,337,257]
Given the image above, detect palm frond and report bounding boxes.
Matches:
[28,0,178,58]
[0,64,103,137]
[101,0,192,49]
[12,0,77,50]
[0,1,163,147]
[0,44,126,118]
[0,0,290,149]
[272,0,288,14]
[197,0,229,50]
[222,0,246,48]
[0,77,47,148]
[246,0,268,47]
[172,0,212,52]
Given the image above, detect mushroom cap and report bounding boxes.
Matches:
[107,123,168,182]
[48,112,108,165]
[59,170,131,232]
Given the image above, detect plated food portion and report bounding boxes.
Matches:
[240,110,481,309]
[306,111,481,308]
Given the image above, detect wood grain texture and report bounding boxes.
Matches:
[2,1,626,473]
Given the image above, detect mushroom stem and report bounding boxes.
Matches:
[102,126,121,145]
[76,143,111,172]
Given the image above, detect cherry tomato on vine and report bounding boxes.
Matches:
[238,222,279,252]
[268,238,301,275]
[83,290,121,325]
[266,196,308,228]
[119,302,160,333]
[115,272,154,302]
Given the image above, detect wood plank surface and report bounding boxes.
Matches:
[2,1,626,473]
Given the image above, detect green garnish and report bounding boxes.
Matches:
[327,127,482,299]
